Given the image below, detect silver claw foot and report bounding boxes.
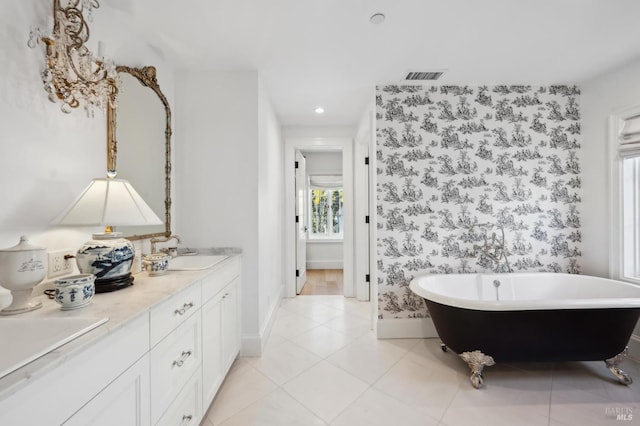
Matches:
[605,347,633,385]
[460,350,495,389]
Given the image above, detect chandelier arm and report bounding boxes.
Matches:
[29,0,114,114]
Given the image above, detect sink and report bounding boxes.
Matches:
[167,255,228,271]
[0,317,108,379]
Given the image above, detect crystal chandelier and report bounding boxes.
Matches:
[27,0,116,116]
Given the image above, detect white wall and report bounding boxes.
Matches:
[257,77,284,351]
[175,70,283,356]
[0,2,174,266]
[581,59,640,278]
[306,242,343,269]
[303,151,342,174]
[581,58,640,359]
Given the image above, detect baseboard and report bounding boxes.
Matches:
[628,334,640,363]
[240,285,284,357]
[306,260,343,269]
[376,317,439,339]
[240,334,261,357]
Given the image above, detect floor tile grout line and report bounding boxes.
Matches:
[323,382,373,425]
[366,345,455,426]
[277,379,334,425]
[206,359,283,425]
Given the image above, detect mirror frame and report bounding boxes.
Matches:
[106,65,172,241]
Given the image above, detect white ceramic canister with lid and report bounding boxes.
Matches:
[0,236,47,315]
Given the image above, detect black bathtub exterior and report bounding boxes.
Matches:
[424,299,640,363]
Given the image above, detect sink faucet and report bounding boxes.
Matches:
[150,235,181,255]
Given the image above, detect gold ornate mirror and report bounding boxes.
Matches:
[107,66,172,240]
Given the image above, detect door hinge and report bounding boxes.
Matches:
[365,215,370,224]
[295,161,299,169]
[365,274,370,282]
[365,156,369,165]
[296,269,300,277]
[296,215,299,223]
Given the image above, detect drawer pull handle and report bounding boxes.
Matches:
[172,350,192,367]
[174,302,194,316]
[180,414,193,425]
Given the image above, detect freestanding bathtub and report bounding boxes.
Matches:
[409,273,640,388]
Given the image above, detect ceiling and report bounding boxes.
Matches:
[109,0,640,128]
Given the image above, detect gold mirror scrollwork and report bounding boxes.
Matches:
[106,65,172,241]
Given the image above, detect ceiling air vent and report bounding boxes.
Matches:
[405,71,443,81]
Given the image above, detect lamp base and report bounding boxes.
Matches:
[94,273,134,293]
[76,232,135,292]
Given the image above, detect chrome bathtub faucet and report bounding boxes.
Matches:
[468,222,513,273]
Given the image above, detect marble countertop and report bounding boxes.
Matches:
[0,249,241,400]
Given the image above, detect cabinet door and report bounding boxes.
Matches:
[63,355,150,426]
[201,291,224,406]
[222,277,240,372]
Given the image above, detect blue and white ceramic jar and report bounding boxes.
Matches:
[75,233,135,280]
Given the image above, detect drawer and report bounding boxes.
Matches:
[150,312,201,424]
[201,256,241,303]
[155,368,202,426]
[150,283,201,347]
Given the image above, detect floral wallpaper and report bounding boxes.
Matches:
[376,85,582,319]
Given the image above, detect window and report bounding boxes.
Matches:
[622,155,640,280]
[309,175,343,239]
[613,109,640,283]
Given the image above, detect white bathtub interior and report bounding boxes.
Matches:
[411,273,640,310]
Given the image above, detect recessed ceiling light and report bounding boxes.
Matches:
[315,107,325,114]
[370,13,385,24]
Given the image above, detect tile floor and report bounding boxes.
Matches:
[202,295,640,425]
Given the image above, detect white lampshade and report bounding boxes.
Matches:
[52,177,163,293]
[52,177,163,227]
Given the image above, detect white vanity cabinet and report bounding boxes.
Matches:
[201,257,241,409]
[0,253,242,426]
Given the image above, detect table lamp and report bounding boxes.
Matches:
[52,174,163,292]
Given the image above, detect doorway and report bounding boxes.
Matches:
[298,148,344,295]
[284,137,359,299]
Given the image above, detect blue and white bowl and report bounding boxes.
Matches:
[54,274,95,311]
[142,253,170,276]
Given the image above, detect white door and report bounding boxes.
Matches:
[295,150,308,294]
